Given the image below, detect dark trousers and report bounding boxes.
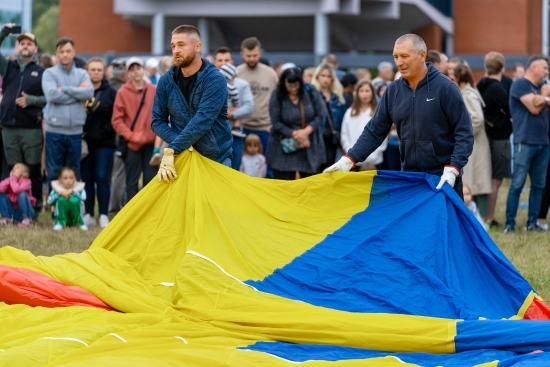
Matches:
[273,169,314,181]
[81,146,115,216]
[45,132,82,183]
[124,145,156,203]
[0,129,9,180]
[454,176,464,201]
[539,160,550,220]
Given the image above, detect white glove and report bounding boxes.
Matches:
[436,166,459,190]
[323,156,355,173]
[188,146,194,152]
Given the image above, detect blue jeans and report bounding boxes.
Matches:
[81,146,115,216]
[221,158,232,167]
[0,192,35,220]
[231,136,244,170]
[45,132,82,184]
[505,143,550,227]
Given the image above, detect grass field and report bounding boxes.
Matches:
[1,180,549,299]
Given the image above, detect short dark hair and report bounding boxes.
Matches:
[214,46,232,56]
[58,166,76,179]
[38,53,54,68]
[426,50,441,64]
[241,37,261,51]
[171,25,201,39]
[56,37,74,49]
[526,55,548,69]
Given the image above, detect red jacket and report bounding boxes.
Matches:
[111,81,157,151]
[0,175,36,209]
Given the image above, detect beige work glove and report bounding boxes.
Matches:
[157,148,178,183]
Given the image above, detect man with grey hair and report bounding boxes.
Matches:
[324,34,474,200]
[372,61,395,87]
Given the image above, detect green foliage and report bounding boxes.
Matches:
[32,0,58,29]
[33,5,59,53]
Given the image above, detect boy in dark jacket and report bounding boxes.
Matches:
[152,25,232,183]
[324,34,473,199]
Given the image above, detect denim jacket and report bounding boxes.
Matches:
[324,93,347,136]
[152,60,232,163]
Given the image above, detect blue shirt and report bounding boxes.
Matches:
[509,78,549,145]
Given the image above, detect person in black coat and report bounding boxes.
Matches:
[81,57,117,228]
[266,67,326,179]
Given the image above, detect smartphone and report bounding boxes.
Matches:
[2,25,21,35]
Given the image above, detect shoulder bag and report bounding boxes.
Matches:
[281,100,306,153]
[115,89,148,160]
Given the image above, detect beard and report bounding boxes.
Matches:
[174,53,195,68]
[19,49,33,59]
[246,60,259,69]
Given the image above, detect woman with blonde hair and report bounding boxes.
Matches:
[312,63,350,171]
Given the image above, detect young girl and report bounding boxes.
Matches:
[463,184,489,231]
[340,80,388,170]
[47,167,88,231]
[0,163,36,226]
[240,134,267,178]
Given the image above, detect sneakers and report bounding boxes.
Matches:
[83,213,96,227]
[503,225,515,233]
[53,223,63,231]
[149,152,162,166]
[537,222,549,231]
[99,214,109,228]
[231,127,246,138]
[0,218,13,225]
[18,218,33,227]
[80,224,88,231]
[525,223,546,232]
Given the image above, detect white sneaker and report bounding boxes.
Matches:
[53,223,63,231]
[99,214,109,228]
[80,224,88,231]
[83,214,96,227]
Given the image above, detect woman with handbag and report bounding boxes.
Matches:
[81,57,117,228]
[266,67,325,180]
[312,63,350,171]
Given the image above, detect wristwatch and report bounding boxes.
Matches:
[545,96,550,103]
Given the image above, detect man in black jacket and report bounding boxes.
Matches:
[0,25,46,213]
[324,34,474,199]
[477,52,512,227]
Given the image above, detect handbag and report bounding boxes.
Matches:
[281,100,306,153]
[115,89,148,160]
[323,102,341,146]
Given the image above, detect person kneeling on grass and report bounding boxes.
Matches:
[0,163,36,226]
[47,166,87,231]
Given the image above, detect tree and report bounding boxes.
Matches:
[33,6,58,53]
[32,0,58,29]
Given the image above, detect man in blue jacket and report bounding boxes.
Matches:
[324,34,473,199]
[152,25,232,183]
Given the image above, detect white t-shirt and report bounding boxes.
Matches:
[240,154,267,178]
[340,107,388,166]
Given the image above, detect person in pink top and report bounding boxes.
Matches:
[0,163,36,226]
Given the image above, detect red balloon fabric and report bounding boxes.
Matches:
[0,265,114,311]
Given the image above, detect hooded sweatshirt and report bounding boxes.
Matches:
[42,62,94,135]
[347,63,473,175]
[111,80,156,151]
[477,77,512,140]
[152,60,232,163]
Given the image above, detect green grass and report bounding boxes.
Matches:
[1,180,549,299]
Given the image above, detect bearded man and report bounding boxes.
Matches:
[152,25,232,182]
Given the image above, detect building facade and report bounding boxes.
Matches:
[59,0,545,70]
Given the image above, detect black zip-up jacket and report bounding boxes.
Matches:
[477,77,512,141]
[83,79,117,148]
[0,35,46,129]
[347,63,473,176]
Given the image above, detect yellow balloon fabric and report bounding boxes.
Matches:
[0,152,474,366]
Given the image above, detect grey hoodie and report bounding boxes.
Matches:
[42,62,94,135]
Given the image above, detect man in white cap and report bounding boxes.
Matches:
[0,24,47,215]
[145,58,160,85]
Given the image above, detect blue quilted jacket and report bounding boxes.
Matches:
[151,60,232,162]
